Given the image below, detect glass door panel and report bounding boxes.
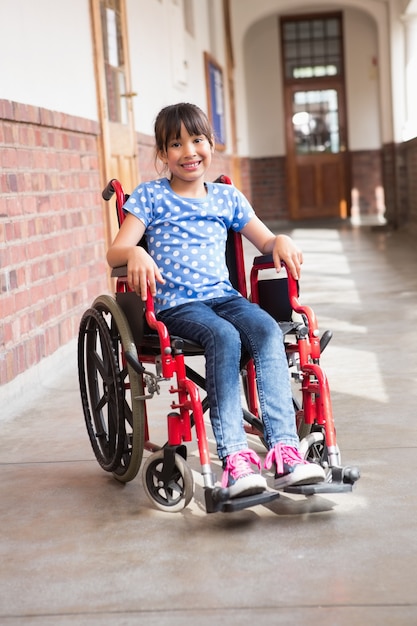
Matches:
[291,89,340,154]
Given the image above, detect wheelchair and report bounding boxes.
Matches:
[77,176,360,513]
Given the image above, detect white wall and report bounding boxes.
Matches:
[0,0,406,153]
[243,16,284,157]
[344,8,381,150]
[127,0,230,146]
[0,0,97,120]
[0,0,231,149]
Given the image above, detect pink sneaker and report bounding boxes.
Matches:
[265,443,325,490]
[221,449,267,498]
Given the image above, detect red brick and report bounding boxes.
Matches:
[1,290,15,319]
[0,351,14,384]
[6,196,23,217]
[9,243,26,265]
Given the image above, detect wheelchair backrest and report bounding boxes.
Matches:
[225,230,248,298]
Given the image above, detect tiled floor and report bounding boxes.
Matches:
[1,222,417,625]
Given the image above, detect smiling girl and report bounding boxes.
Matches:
[107,102,325,498]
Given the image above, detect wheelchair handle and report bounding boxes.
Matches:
[102,179,127,227]
[102,179,117,200]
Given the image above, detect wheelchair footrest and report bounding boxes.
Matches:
[205,487,280,513]
[284,481,354,495]
[284,464,360,496]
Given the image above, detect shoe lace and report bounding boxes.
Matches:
[264,443,306,475]
[221,449,261,488]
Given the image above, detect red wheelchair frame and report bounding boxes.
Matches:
[77,176,359,514]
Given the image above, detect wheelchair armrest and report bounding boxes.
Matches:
[111,265,128,278]
[253,253,273,266]
[250,256,321,359]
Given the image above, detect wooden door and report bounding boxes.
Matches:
[90,0,138,242]
[281,13,349,220]
[285,82,348,219]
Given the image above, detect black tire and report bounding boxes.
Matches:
[78,295,145,482]
[78,307,126,471]
[93,295,145,483]
[142,450,194,512]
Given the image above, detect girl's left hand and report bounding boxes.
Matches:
[272,234,303,280]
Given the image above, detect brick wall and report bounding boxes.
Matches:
[210,150,234,183]
[382,138,417,233]
[249,156,288,221]
[404,138,417,235]
[238,157,252,203]
[137,131,158,184]
[350,149,385,221]
[0,100,108,386]
[246,150,387,223]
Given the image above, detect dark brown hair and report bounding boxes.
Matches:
[154,103,214,154]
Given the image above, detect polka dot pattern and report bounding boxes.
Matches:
[123,178,255,313]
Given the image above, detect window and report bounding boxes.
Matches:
[281,15,343,80]
[101,0,128,124]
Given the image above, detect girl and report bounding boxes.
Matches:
[107,102,325,498]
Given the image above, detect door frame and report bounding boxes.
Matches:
[90,0,138,246]
[280,12,350,220]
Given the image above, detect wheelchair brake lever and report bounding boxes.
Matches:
[319,329,333,353]
[124,350,146,374]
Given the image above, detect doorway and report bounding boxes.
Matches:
[90,0,138,243]
[280,13,349,220]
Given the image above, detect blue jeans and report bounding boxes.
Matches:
[158,295,299,460]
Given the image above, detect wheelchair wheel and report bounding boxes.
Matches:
[142,450,194,512]
[299,429,341,467]
[78,295,145,482]
[78,307,125,472]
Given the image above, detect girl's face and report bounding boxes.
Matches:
[159,123,214,187]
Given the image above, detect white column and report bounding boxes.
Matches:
[403,12,417,140]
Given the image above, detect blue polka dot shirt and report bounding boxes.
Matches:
[123,177,255,313]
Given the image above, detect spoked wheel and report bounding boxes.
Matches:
[142,450,194,512]
[78,307,126,471]
[299,428,341,467]
[93,295,145,483]
[78,295,145,482]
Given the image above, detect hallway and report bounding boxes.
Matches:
[1,222,417,625]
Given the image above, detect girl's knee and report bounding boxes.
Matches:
[256,312,283,342]
[211,322,240,347]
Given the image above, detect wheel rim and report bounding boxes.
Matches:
[142,451,194,512]
[299,429,341,466]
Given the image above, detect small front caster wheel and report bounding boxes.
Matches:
[142,450,194,512]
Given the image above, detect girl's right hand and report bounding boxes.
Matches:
[126,247,165,300]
